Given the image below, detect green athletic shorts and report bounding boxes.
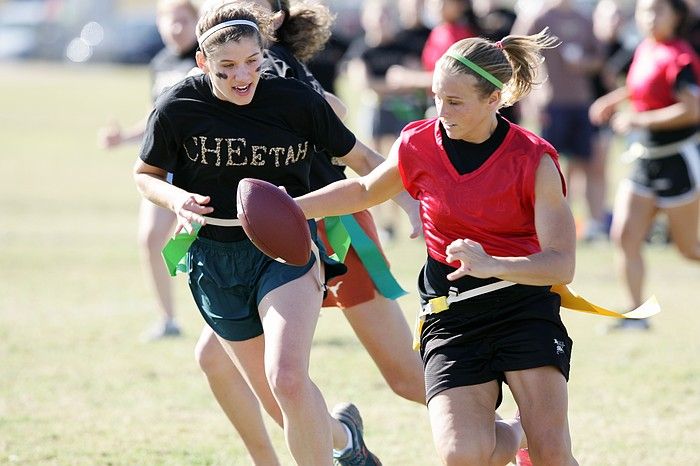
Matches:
[187,222,346,341]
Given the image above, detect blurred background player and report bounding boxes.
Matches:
[590,0,700,331]
[514,0,609,242]
[342,0,431,242]
[97,0,200,340]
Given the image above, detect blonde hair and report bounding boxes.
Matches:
[196,2,274,56]
[440,28,559,108]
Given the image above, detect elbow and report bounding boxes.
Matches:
[558,254,576,284]
[559,268,575,285]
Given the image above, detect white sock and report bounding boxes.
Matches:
[332,423,353,457]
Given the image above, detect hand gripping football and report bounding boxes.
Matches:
[236,178,312,266]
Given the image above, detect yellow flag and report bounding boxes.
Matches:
[551,284,660,319]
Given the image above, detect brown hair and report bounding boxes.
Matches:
[440,28,559,108]
[196,2,274,56]
[267,0,334,62]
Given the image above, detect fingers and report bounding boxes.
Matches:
[446,268,468,281]
[191,194,211,206]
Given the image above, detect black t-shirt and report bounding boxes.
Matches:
[262,43,349,190]
[149,43,198,103]
[139,73,356,242]
[393,25,432,61]
[344,36,418,78]
[440,114,510,175]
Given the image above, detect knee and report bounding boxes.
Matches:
[610,226,639,253]
[676,242,700,261]
[194,338,230,376]
[527,434,575,466]
[384,368,426,405]
[529,443,575,466]
[266,364,308,402]
[436,442,489,466]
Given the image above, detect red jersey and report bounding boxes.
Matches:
[397,118,565,266]
[627,38,700,112]
[421,23,476,72]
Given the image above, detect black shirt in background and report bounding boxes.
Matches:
[149,43,198,102]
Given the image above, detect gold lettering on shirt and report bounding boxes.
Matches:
[269,147,286,167]
[285,142,308,165]
[184,136,200,162]
[181,138,311,168]
[250,146,267,166]
[226,138,247,166]
[198,136,224,165]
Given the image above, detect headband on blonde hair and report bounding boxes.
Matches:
[198,19,259,48]
[446,52,504,90]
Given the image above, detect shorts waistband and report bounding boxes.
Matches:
[624,132,700,160]
[194,236,252,251]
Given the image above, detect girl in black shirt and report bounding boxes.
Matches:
[192,1,424,465]
[134,4,386,464]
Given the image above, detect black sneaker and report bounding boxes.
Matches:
[332,403,382,466]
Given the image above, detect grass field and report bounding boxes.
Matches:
[1,62,699,465]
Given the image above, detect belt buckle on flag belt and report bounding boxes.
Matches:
[413,280,517,351]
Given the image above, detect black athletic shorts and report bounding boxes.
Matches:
[628,143,700,208]
[420,286,573,406]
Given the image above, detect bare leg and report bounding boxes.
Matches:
[584,139,609,225]
[610,182,657,307]
[665,196,700,260]
[507,367,578,466]
[194,327,280,466]
[218,267,349,465]
[342,294,425,404]
[428,383,523,466]
[137,199,177,327]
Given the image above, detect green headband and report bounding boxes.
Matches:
[446,52,504,90]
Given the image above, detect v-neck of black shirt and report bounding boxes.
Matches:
[440,114,509,175]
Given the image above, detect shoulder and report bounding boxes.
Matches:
[149,47,170,67]
[258,74,324,108]
[402,118,436,136]
[153,74,207,111]
[508,122,556,152]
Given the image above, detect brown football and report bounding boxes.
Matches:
[236,178,311,266]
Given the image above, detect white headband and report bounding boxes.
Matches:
[198,20,259,48]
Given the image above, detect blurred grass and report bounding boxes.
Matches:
[1,62,699,465]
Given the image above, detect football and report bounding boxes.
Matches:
[236,178,312,266]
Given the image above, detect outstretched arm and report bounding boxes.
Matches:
[336,138,422,238]
[296,140,405,220]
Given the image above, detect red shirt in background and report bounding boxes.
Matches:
[627,38,700,112]
[421,22,477,71]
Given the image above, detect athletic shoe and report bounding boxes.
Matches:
[581,218,609,243]
[515,448,533,466]
[142,319,182,341]
[332,403,382,466]
[608,318,651,332]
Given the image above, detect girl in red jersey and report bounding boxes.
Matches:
[590,0,700,331]
[297,30,579,466]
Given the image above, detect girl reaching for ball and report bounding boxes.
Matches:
[133,4,415,464]
[296,29,579,465]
